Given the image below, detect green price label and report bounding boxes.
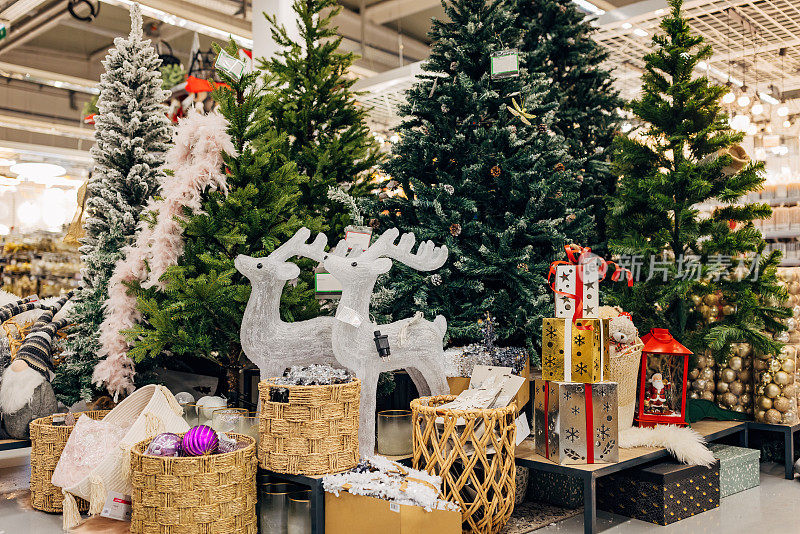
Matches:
[490,49,520,79]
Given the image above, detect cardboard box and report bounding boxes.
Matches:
[533,379,619,465]
[447,359,530,408]
[325,491,462,534]
[541,317,610,383]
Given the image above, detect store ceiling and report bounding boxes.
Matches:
[0,0,800,140]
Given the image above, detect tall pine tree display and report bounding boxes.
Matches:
[373,0,591,359]
[53,4,171,405]
[513,0,622,251]
[609,0,788,360]
[126,43,321,396]
[258,0,382,238]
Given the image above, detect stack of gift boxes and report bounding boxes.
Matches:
[533,248,620,466]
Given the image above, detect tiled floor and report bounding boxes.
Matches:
[0,459,796,533]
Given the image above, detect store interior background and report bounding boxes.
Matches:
[3,0,800,272]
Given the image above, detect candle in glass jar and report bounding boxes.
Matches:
[377,410,413,456]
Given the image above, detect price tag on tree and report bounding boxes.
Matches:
[0,23,7,42]
[215,49,246,81]
[490,49,520,79]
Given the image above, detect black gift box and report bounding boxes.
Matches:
[597,460,720,525]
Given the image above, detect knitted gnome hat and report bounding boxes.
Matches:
[16,292,73,379]
[0,295,47,323]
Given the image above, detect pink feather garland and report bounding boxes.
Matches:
[93,111,235,399]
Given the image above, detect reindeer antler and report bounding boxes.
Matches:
[269,227,328,262]
[361,229,448,271]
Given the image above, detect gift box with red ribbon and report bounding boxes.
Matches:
[542,245,632,383]
[533,379,619,465]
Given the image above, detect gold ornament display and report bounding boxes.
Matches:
[713,343,754,415]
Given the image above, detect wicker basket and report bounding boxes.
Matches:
[130,433,258,534]
[610,341,644,430]
[258,378,360,475]
[29,410,110,513]
[411,395,517,534]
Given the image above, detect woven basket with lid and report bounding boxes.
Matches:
[258,378,360,475]
[130,432,257,534]
[29,410,110,513]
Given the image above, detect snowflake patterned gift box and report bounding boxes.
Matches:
[533,379,618,465]
[541,317,610,383]
[709,444,760,498]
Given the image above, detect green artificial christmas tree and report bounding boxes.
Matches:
[127,43,321,397]
[513,0,622,251]
[608,0,788,361]
[258,0,382,238]
[372,0,591,361]
[54,4,171,405]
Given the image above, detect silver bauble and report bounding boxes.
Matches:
[728,356,743,371]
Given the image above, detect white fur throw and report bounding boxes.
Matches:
[620,425,716,467]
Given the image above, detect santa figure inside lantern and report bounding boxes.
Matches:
[636,328,692,426]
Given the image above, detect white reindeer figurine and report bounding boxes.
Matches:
[235,228,339,380]
[235,227,434,399]
[324,228,450,455]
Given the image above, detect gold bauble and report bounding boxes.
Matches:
[691,294,703,306]
[793,305,800,319]
[782,358,796,374]
[698,304,711,317]
[774,371,791,386]
[769,359,782,373]
[789,331,800,344]
[732,405,745,413]
[721,368,737,383]
[728,356,743,371]
[761,372,773,384]
[778,346,795,360]
[790,295,799,307]
[688,368,700,380]
[701,391,715,401]
[738,370,751,384]
[773,396,793,413]
[722,305,735,316]
[696,355,707,369]
[699,367,713,381]
[721,392,737,407]
[703,293,719,306]
[693,379,707,392]
[689,391,700,400]
[716,381,729,394]
[736,343,753,358]
[707,355,716,366]
[705,380,716,391]
[789,281,800,295]
[740,393,751,406]
[757,396,773,410]
[774,331,791,343]
[729,381,744,396]
[765,383,782,399]
[709,305,721,316]
[786,318,797,331]
[782,384,796,399]
[755,409,766,422]
[754,359,767,371]
[765,409,783,424]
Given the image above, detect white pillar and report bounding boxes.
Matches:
[252,0,299,61]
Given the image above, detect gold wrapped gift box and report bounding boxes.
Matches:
[541,317,610,383]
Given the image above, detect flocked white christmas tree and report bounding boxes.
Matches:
[53,3,171,405]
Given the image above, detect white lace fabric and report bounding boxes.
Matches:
[51,415,131,489]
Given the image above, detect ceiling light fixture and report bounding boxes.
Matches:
[783,120,792,128]
[633,28,648,37]
[722,92,736,104]
[572,0,604,16]
[10,162,66,180]
[751,103,764,115]
[778,105,790,117]
[737,95,751,107]
[622,22,632,29]
[759,92,779,105]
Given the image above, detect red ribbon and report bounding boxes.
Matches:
[584,383,594,463]
[547,245,634,328]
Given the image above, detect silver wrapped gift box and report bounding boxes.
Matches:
[533,379,619,465]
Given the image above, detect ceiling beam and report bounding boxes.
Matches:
[0,113,95,140]
[0,61,98,93]
[595,0,752,30]
[364,0,439,25]
[0,3,70,54]
[0,0,51,24]
[333,8,430,61]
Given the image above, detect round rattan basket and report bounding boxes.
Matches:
[29,410,110,513]
[258,378,360,475]
[130,432,257,534]
[411,395,517,534]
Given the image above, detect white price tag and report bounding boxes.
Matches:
[345,229,372,252]
[100,491,132,521]
[335,305,363,327]
[389,502,400,513]
[215,49,246,80]
[490,49,520,79]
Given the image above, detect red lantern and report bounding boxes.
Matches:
[636,328,692,427]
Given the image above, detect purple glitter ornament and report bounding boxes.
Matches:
[145,432,183,457]
[181,425,219,456]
